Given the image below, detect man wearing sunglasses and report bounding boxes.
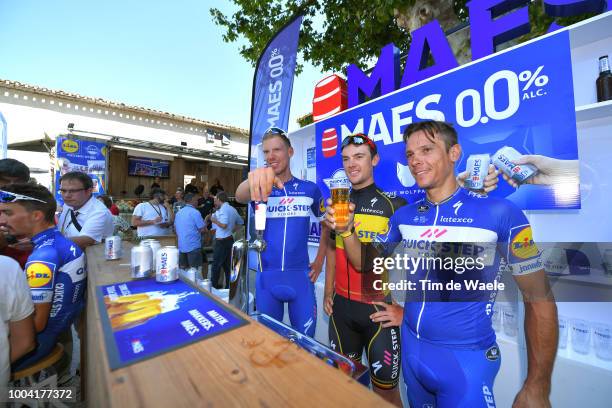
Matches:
[0,184,87,371]
[333,121,556,408]
[0,158,33,268]
[235,127,328,337]
[57,171,113,250]
[323,131,500,406]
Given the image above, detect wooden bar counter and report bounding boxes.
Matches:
[85,240,388,407]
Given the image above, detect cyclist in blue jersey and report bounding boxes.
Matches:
[337,121,558,408]
[0,184,86,370]
[235,127,328,337]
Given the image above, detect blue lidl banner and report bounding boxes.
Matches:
[55,136,108,204]
[97,279,248,370]
[315,31,579,210]
[248,15,302,168]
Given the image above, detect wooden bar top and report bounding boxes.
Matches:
[85,241,389,407]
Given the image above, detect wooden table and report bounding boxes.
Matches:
[85,241,389,407]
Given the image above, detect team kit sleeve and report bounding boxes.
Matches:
[374,210,404,256]
[25,248,60,304]
[500,203,543,276]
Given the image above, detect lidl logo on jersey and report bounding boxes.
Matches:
[267,196,312,218]
[25,261,55,288]
[510,226,538,259]
[61,139,79,153]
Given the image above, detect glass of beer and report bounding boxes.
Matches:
[330,179,350,230]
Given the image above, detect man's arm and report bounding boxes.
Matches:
[9,314,36,362]
[32,302,53,333]
[132,215,160,227]
[236,167,284,204]
[69,235,96,250]
[512,270,558,408]
[323,232,336,316]
[309,223,329,282]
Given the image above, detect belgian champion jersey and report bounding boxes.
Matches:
[377,188,542,349]
[335,183,406,303]
[260,177,324,272]
[25,228,87,337]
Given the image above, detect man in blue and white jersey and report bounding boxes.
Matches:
[0,184,86,370]
[235,127,328,337]
[348,121,557,407]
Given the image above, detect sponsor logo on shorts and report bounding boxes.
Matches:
[485,345,500,361]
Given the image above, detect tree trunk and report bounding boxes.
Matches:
[394,0,471,65]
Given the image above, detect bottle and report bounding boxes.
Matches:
[596,55,612,102]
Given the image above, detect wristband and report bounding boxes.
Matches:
[339,226,355,239]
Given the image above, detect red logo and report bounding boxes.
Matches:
[420,228,447,238]
[312,74,348,122]
[321,128,339,158]
[279,198,295,205]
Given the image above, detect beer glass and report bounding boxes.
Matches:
[330,179,350,230]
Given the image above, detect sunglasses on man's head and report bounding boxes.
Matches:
[341,133,377,154]
[265,127,287,137]
[0,190,47,204]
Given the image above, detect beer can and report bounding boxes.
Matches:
[105,236,122,260]
[464,154,490,190]
[492,146,538,183]
[131,245,153,279]
[156,246,179,283]
[142,239,161,269]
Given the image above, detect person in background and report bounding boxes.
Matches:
[174,193,207,273]
[132,188,172,237]
[0,255,35,401]
[0,158,33,268]
[57,172,114,250]
[150,176,161,190]
[184,178,199,195]
[206,191,243,289]
[0,184,87,372]
[197,188,215,222]
[169,186,184,205]
[209,178,224,196]
[97,195,130,235]
[172,189,187,214]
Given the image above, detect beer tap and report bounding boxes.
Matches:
[229,201,267,313]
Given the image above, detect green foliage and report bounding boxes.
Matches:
[211,1,600,74]
[210,0,413,74]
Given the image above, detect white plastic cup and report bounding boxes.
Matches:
[593,323,612,361]
[571,319,591,355]
[558,315,568,349]
[502,305,518,337]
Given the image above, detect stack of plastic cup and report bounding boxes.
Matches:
[571,319,591,354]
[593,323,612,361]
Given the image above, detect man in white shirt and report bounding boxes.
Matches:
[57,172,114,250]
[132,188,173,237]
[206,191,243,289]
[0,255,36,401]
